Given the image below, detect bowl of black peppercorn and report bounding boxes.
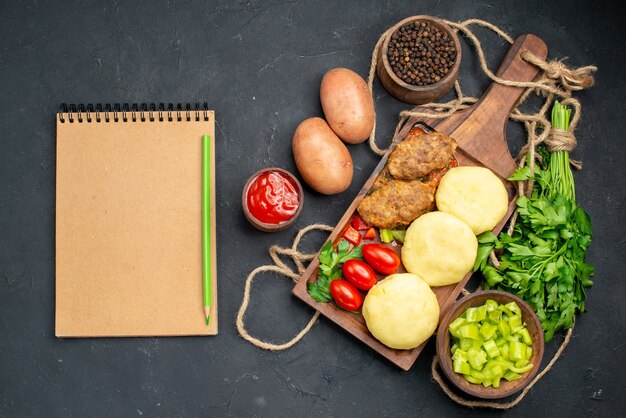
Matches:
[377,16,462,105]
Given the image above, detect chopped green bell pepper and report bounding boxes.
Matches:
[448,299,535,387]
[483,339,500,358]
[459,324,480,340]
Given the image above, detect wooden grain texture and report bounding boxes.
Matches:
[292,34,548,370]
[435,290,545,399]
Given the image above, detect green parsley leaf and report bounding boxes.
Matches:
[339,244,362,263]
[307,239,363,304]
[478,115,594,341]
[508,166,533,181]
[336,239,350,258]
[318,241,334,266]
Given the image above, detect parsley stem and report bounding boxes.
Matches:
[479,101,593,342]
[548,101,576,202]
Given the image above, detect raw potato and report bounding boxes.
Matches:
[436,166,509,234]
[292,117,353,195]
[362,273,439,350]
[320,68,375,144]
[402,211,477,287]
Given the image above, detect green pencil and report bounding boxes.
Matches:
[202,134,212,326]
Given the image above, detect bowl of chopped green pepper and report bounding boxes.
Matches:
[436,290,544,399]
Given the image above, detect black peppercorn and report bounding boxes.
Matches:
[386,20,456,86]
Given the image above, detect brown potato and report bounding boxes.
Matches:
[320,68,375,144]
[292,117,353,195]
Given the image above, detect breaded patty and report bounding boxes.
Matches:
[357,180,435,229]
[387,131,456,180]
[372,167,393,190]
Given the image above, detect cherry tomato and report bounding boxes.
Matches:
[362,243,400,275]
[342,259,377,291]
[330,279,362,311]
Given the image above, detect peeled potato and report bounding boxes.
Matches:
[402,211,477,287]
[362,273,439,350]
[435,166,508,235]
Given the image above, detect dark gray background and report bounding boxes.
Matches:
[1,0,624,417]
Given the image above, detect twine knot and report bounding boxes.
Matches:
[236,224,333,350]
[522,52,596,91]
[545,128,576,152]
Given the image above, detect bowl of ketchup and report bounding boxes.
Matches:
[242,167,304,232]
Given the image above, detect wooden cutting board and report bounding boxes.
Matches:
[292,34,548,370]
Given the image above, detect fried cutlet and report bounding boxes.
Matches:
[387,131,456,181]
[357,180,435,229]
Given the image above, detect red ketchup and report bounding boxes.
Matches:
[246,171,300,224]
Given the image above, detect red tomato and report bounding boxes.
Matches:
[362,244,400,275]
[330,280,362,311]
[342,259,377,291]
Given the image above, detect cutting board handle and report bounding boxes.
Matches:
[414,34,549,179]
[394,34,548,179]
[452,34,548,178]
[478,34,548,127]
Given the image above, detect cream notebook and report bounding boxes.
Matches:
[55,103,217,337]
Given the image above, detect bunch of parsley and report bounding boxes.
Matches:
[474,102,594,342]
[308,239,362,303]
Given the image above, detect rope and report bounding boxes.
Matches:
[235,224,333,350]
[237,17,596,409]
[367,27,394,156]
[365,19,595,178]
[522,53,596,91]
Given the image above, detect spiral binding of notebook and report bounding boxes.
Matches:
[58,103,211,123]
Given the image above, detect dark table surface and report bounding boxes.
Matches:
[1,0,625,417]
